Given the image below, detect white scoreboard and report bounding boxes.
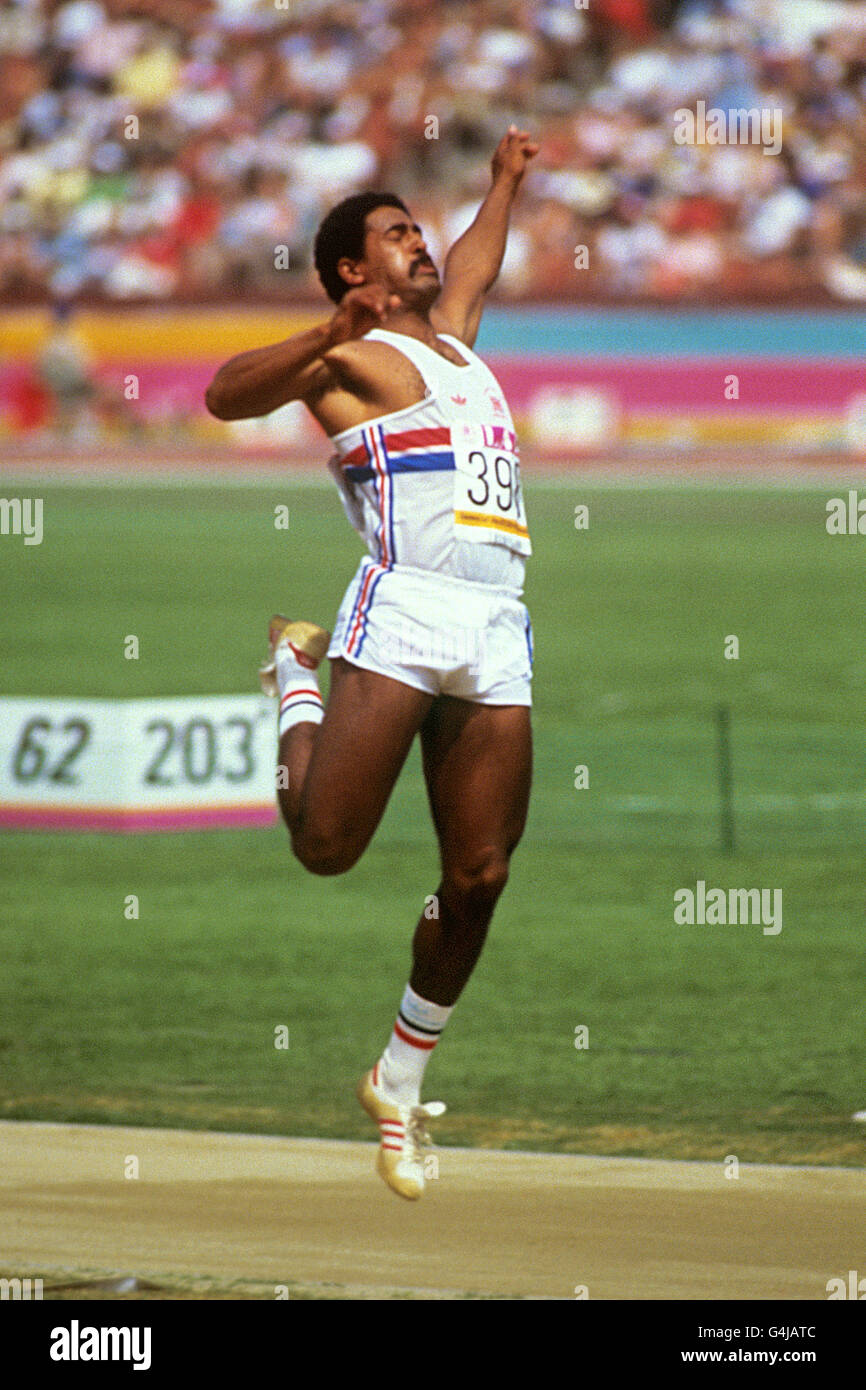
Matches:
[0,696,279,832]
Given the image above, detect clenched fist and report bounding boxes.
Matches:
[491,126,539,187]
[326,286,403,348]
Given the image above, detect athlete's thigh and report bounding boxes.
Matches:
[299,657,434,851]
[419,697,532,867]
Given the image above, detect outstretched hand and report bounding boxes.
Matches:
[491,126,539,185]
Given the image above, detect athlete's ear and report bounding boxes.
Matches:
[336,257,366,290]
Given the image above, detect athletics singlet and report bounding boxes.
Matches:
[326,328,531,595]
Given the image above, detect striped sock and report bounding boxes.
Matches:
[377,983,453,1106]
[276,644,324,736]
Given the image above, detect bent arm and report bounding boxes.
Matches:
[204,322,334,421]
[205,285,402,421]
[433,127,538,347]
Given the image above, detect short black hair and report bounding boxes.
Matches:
[314,191,409,303]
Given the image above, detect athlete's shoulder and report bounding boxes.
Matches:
[311,331,433,435]
[320,333,417,394]
[322,334,397,368]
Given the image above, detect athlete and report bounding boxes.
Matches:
[205,127,539,1200]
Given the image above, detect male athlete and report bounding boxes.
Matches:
[206,127,539,1200]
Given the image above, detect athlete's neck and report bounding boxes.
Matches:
[377,310,438,347]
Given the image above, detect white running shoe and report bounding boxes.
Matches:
[357,1064,446,1201]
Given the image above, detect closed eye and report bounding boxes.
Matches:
[385,221,422,239]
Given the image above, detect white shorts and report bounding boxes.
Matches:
[328,558,533,705]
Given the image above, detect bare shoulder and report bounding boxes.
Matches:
[322,335,427,401]
[322,335,402,371]
[308,334,428,435]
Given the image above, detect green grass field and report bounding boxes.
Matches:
[1,479,865,1165]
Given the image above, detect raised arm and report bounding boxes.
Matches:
[432,126,538,348]
[204,285,400,420]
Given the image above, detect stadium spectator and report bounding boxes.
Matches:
[3,0,866,303]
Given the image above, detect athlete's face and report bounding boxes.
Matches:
[346,205,440,308]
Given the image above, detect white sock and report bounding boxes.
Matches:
[276,644,324,735]
[377,984,453,1107]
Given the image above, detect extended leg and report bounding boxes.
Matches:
[412,698,532,1005]
[357,699,531,1199]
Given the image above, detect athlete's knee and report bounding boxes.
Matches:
[443,848,510,915]
[290,819,363,876]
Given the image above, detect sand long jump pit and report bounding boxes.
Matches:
[1,1121,863,1300]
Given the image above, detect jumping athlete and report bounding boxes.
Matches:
[205,127,539,1200]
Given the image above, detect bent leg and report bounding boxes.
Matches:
[411,699,532,1005]
[278,657,433,875]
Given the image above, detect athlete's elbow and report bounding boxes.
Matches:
[204,381,235,420]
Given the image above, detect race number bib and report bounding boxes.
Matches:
[451,422,531,554]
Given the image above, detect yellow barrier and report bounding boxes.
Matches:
[0,306,325,359]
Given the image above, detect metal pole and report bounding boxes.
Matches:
[716,704,735,856]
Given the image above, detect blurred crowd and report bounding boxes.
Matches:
[3,0,866,303]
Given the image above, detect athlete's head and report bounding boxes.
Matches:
[314,191,440,307]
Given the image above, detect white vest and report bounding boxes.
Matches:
[327,328,530,593]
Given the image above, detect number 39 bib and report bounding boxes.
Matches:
[451,422,532,555]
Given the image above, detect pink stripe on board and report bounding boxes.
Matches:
[0,804,278,833]
[490,357,866,414]
[3,356,860,426]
